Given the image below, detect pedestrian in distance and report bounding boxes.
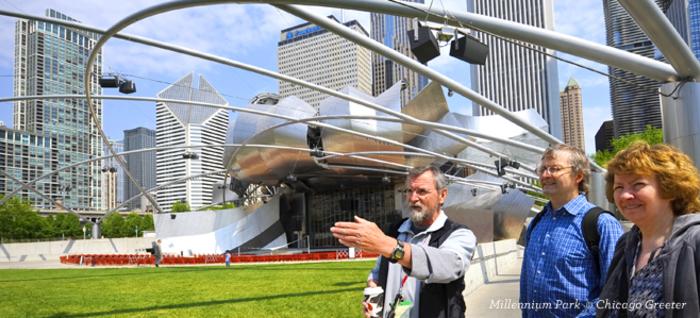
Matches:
[152,239,162,268]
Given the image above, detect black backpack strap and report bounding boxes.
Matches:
[582,206,614,272]
[524,207,547,247]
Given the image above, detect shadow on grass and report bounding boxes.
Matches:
[1,263,373,284]
[243,265,371,271]
[332,281,364,287]
[46,287,362,317]
[0,267,226,283]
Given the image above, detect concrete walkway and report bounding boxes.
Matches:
[465,257,522,317]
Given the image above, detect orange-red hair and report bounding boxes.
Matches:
[605,142,700,215]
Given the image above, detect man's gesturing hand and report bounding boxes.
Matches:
[330,216,395,257]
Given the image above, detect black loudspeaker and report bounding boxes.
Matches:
[407,26,440,64]
[170,214,177,220]
[449,35,489,65]
[119,80,136,94]
[98,75,120,88]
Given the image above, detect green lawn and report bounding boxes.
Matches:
[0,260,375,318]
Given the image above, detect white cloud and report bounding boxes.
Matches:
[553,0,606,42]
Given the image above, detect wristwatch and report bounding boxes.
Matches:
[388,240,405,263]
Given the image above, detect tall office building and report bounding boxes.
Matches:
[603,0,663,137]
[155,74,228,212]
[467,0,562,139]
[278,15,372,108]
[101,140,123,210]
[12,9,103,211]
[123,127,156,211]
[559,78,585,151]
[663,0,700,59]
[370,1,429,106]
[0,126,58,209]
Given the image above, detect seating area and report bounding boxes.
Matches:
[59,250,380,266]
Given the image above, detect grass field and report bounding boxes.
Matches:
[0,260,375,318]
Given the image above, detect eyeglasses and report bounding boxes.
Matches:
[536,166,573,176]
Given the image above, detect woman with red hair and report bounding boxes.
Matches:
[598,142,700,317]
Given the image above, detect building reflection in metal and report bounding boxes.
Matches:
[228,95,317,185]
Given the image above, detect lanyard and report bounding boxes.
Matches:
[400,274,409,289]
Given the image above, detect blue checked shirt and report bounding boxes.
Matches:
[520,194,623,318]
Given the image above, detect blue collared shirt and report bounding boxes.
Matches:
[520,194,623,318]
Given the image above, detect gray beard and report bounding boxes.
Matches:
[410,209,428,224]
[409,204,437,224]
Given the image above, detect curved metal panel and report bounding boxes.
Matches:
[408,112,474,167]
[230,96,317,184]
[401,81,449,143]
[319,83,406,167]
[442,172,534,243]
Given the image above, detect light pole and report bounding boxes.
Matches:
[82,225,86,240]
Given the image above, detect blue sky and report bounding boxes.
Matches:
[0,0,613,154]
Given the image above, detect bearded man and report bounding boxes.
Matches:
[331,166,476,318]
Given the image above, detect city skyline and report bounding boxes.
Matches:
[1,1,623,154]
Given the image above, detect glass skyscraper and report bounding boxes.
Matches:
[603,0,664,137]
[0,125,57,209]
[123,127,156,211]
[664,0,700,59]
[12,9,103,211]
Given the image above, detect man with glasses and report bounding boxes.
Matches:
[520,144,623,317]
[331,166,476,318]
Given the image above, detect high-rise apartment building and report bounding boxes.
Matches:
[0,126,58,208]
[467,0,562,139]
[559,78,585,151]
[12,9,102,211]
[123,127,156,211]
[101,140,123,210]
[155,74,228,212]
[370,1,429,106]
[278,16,372,108]
[603,0,663,137]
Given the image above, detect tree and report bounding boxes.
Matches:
[124,212,143,237]
[100,212,125,238]
[171,200,190,212]
[141,214,155,232]
[593,125,663,167]
[50,213,82,239]
[0,196,46,240]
